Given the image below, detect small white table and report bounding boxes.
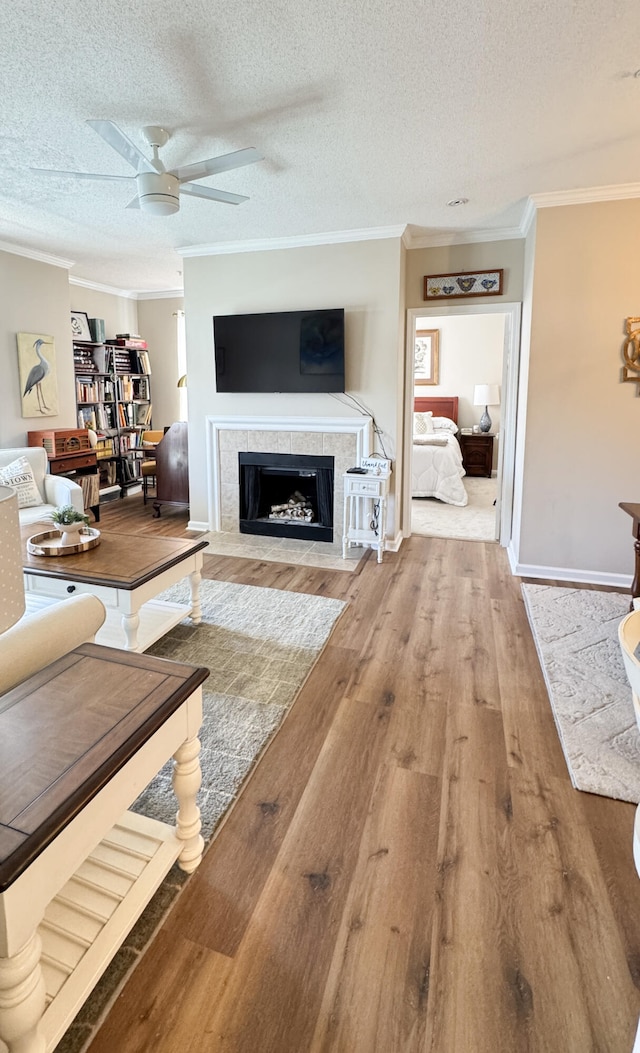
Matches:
[342,471,390,563]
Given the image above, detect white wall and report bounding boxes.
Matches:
[137,297,184,430]
[516,198,640,582]
[183,238,405,530]
[0,252,75,447]
[414,312,504,437]
[69,286,138,341]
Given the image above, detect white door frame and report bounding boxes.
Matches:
[403,301,522,548]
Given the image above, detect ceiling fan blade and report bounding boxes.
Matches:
[86,120,163,174]
[180,182,249,205]
[125,196,141,209]
[174,147,262,184]
[30,168,133,181]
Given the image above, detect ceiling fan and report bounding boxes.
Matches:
[31,120,263,215]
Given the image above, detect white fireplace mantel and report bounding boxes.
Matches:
[206,414,373,533]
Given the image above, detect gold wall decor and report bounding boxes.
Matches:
[622,318,640,390]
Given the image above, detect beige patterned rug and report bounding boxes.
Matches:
[522,583,640,803]
[55,579,346,1053]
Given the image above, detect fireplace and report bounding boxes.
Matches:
[239,452,334,542]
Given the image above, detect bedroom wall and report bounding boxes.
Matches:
[182,237,405,531]
[413,312,505,439]
[517,198,640,581]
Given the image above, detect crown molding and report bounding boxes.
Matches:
[135,288,185,300]
[519,197,537,236]
[405,226,524,249]
[530,183,640,208]
[179,225,408,257]
[69,275,137,298]
[0,239,74,269]
[69,275,184,300]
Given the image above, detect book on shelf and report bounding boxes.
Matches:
[134,349,151,374]
[92,345,112,373]
[89,318,106,343]
[95,436,115,459]
[107,337,148,350]
[134,402,152,427]
[73,346,98,373]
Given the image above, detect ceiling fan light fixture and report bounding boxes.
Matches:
[136,171,180,215]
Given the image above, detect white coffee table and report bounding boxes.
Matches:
[0,642,209,1053]
[22,524,208,652]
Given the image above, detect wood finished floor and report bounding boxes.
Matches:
[85,495,640,1052]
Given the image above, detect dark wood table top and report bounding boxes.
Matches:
[21,522,208,590]
[620,502,640,522]
[0,643,209,891]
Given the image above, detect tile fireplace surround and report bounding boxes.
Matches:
[206,415,374,538]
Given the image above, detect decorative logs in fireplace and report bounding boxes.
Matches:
[269,491,314,522]
[239,452,334,542]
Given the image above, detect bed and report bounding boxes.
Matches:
[412,395,468,507]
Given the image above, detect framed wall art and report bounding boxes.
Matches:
[414,329,439,385]
[70,310,92,342]
[423,269,503,301]
[17,332,59,417]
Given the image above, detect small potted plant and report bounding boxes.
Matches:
[49,504,90,546]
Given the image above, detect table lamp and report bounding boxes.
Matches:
[0,485,26,632]
[473,384,500,433]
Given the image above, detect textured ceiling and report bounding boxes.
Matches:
[2,0,640,293]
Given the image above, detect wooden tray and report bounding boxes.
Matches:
[27,527,101,556]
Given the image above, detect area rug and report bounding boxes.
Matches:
[412,476,497,542]
[55,579,346,1053]
[521,583,640,803]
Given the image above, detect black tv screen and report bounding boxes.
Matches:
[213,308,345,393]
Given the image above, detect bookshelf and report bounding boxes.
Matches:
[73,335,152,499]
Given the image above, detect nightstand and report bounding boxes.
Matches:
[458,432,494,477]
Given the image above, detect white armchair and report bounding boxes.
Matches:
[0,483,106,694]
[0,446,84,527]
[0,594,106,695]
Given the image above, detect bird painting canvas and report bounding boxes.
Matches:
[17,332,59,417]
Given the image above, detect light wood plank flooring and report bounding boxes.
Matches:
[83,495,640,1052]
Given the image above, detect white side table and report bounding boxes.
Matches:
[342,471,390,563]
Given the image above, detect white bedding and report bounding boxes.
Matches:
[412,431,468,506]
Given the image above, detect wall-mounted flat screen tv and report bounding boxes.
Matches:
[213,307,345,393]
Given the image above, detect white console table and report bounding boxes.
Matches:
[342,471,390,564]
[0,643,209,1053]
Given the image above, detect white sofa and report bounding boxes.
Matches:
[0,446,85,527]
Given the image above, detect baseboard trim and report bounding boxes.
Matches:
[385,531,403,553]
[511,559,631,590]
[188,520,210,533]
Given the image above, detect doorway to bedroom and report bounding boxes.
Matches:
[404,303,521,547]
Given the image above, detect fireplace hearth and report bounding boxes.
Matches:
[239,452,334,542]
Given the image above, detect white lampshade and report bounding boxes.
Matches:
[473,383,500,407]
[0,485,25,633]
